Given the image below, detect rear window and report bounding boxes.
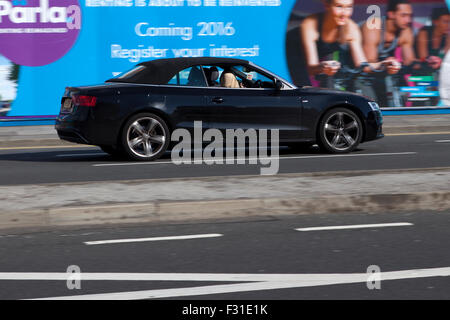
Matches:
[115,66,146,80]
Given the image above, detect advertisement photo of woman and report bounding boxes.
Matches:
[415,7,449,69]
[285,0,450,108]
[286,0,399,89]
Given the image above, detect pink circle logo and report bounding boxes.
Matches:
[0,0,81,66]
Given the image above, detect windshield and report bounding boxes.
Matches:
[248,62,297,89]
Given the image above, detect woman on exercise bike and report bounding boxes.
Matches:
[416,7,450,70]
[299,0,400,89]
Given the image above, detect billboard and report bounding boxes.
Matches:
[0,0,449,117]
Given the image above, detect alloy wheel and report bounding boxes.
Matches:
[320,109,362,153]
[126,116,167,159]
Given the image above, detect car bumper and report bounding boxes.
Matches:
[364,110,383,142]
[55,119,93,145]
[55,108,120,146]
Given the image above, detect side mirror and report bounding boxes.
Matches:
[275,79,283,90]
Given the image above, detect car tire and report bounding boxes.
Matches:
[317,108,363,153]
[121,113,170,161]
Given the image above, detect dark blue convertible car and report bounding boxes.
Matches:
[56,57,383,160]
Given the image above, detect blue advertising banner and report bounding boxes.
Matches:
[0,0,449,118]
[2,0,296,116]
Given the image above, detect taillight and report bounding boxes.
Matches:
[72,95,97,107]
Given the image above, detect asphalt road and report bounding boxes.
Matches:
[1,132,450,302]
[0,210,449,300]
[0,133,449,185]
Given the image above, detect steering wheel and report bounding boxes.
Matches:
[253,80,262,88]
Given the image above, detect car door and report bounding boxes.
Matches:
[161,66,210,134]
[205,67,302,141]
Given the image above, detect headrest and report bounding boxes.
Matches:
[210,67,219,82]
[203,68,212,81]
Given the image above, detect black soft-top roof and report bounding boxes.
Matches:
[107,57,249,85]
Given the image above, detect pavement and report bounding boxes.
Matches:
[0,114,449,232]
[1,168,450,231]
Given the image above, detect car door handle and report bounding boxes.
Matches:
[212,97,224,104]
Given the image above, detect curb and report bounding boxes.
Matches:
[2,191,450,231]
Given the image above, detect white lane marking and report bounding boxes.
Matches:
[0,272,363,281]
[386,132,450,136]
[3,266,444,300]
[93,152,417,167]
[84,233,223,245]
[295,222,413,232]
[94,160,173,166]
[56,153,104,157]
[0,268,447,282]
[435,140,450,143]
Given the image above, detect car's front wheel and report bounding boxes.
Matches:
[318,108,363,153]
[121,113,170,161]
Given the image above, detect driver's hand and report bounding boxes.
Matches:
[382,57,401,74]
[427,56,442,69]
[321,60,341,76]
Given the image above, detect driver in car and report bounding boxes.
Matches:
[220,67,245,88]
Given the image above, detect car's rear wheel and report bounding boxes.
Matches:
[121,113,170,161]
[318,108,362,153]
